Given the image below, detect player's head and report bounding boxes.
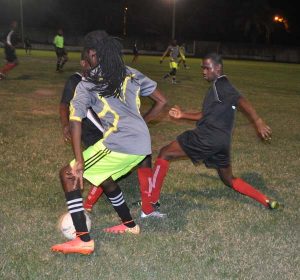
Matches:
[83,30,126,98]
[11,20,17,29]
[58,29,63,36]
[171,39,177,46]
[201,53,223,82]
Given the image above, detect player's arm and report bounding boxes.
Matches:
[70,120,84,189]
[238,96,272,140]
[160,47,170,63]
[59,103,71,142]
[143,88,167,123]
[169,105,203,121]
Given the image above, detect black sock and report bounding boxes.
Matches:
[105,187,136,228]
[65,190,91,242]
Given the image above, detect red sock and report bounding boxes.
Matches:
[232,178,268,207]
[137,168,154,214]
[0,63,17,74]
[151,158,169,204]
[83,185,104,209]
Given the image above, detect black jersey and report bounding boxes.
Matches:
[197,75,241,135]
[61,73,103,147]
[177,75,241,168]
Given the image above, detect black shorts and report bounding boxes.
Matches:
[177,127,231,169]
[55,47,67,58]
[4,45,17,63]
[81,119,103,148]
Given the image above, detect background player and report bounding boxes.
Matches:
[0,21,19,80]
[160,39,183,84]
[53,28,68,72]
[150,52,280,211]
[131,40,139,63]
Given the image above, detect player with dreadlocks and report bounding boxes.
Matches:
[51,30,166,255]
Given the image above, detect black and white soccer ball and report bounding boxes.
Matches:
[58,212,92,240]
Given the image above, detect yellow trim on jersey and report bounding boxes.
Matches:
[97,97,119,139]
[136,88,141,113]
[69,89,82,122]
[120,74,136,103]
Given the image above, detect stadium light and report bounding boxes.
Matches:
[171,0,176,39]
[20,0,24,45]
[273,15,289,32]
[123,7,128,36]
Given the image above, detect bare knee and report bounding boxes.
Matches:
[217,167,235,187]
[59,165,78,193]
[158,141,184,161]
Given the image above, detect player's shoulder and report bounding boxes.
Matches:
[215,75,240,95]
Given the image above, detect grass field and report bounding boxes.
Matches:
[0,50,299,280]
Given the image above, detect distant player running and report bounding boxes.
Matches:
[160,39,184,84]
[0,21,19,80]
[53,28,68,72]
[151,53,280,211]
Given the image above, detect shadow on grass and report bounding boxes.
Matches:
[88,170,283,237]
[12,74,32,80]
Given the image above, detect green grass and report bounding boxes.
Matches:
[0,49,299,280]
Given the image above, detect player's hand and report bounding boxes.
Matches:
[255,118,272,142]
[71,160,84,190]
[63,125,71,143]
[169,105,183,119]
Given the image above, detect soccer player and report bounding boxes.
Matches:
[60,53,167,215]
[131,40,139,63]
[53,28,68,72]
[24,36,32,55]
[51,30,166,255]
[150,53,280,211]
[160,39,184,84]
[0,21,19,80]
[59,54,105,212]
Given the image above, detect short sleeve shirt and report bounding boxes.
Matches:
[196,75,242,135]
[61,73,103,147]
[70,66,157,155]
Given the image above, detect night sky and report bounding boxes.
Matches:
[0,0,299,45]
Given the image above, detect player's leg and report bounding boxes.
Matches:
[60,51,68,69]
[136,155,154,214]
[83,184,104,212]
[101,177,140,234]
[217,165,279,209]
[55,48,63,71]
[0,48,18,78]
[151,140,187,206]
[170,68,177,84]
[51,165,94,254]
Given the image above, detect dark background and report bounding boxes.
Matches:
[0,0,298,46]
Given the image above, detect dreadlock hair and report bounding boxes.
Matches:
[83,30,127,98]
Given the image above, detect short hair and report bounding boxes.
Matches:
[203,53,223,67]
[83,30,126,98]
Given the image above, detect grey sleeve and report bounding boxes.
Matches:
[69,82,91,121]
[134,69,157,97]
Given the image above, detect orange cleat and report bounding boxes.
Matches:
[51,237,94,255]
[103,223,140,235]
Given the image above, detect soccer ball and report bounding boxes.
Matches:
[58,211,92,240]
